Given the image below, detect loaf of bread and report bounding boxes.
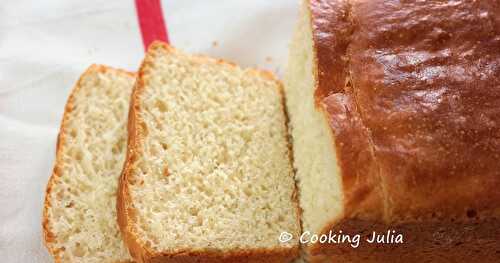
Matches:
[42,65,135,263]
[285,0,500,262]
[117,42,300,263]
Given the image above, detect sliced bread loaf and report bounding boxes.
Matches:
[285,0,500,262]
[117,42,300,262]
[43,65,135,263]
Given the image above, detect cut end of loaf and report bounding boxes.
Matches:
[119,42,300,262]
[284,1,344,236]
[43,65,135,263]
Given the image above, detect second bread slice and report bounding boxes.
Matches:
[117,42,300,262]
[43,65,134,262]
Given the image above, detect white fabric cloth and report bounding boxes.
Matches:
[0,0,299,262]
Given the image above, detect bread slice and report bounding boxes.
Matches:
[43,65,135,263]
[117,42,300,262]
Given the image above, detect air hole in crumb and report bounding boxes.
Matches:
[75,151,83,161]
[161,143,168,151]
[466,209,477,218]
[73,243,85,257]
[56,191,64,200]
[243,188,252,196]
[189,207,199,216]
[155,100,168,112]
[112,146,119,155]
[129,177,140,186]
[140,122,149,136]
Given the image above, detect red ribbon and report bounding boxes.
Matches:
[135,0,169,50]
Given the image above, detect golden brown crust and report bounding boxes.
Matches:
[308,218,500,263]
[117,41,300,263]
[42,65,135,263]
[307,0,500,261]
[117,55,153,263]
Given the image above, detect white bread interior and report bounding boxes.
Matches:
[122,44,300,255]
[43,66,134,263]
[284,2,343,235]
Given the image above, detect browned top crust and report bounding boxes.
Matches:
[311,0,500,223]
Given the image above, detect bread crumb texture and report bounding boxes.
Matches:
[44,66,134,263]
[127,44,300,253]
